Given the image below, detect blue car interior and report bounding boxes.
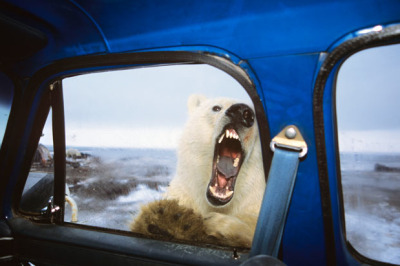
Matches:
[1,1,400,265]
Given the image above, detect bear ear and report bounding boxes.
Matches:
[187,94,207,114]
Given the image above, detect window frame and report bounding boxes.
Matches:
[313,24,400,265]
[9,50,272,265]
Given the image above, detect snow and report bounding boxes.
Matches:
[26,148,400,264]
[345,209,400,263]
[341,152,400,264]
[118,184,166,203]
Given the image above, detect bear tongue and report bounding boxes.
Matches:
[216,156,238,188]
[217,175,228,188]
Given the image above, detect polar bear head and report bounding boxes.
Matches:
[172,94,264,212]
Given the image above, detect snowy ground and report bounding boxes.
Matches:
[28,149,400,264]
[341,153,400,264]
[64,148,175,230]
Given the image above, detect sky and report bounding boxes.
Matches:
[40,64,251,149]
[336,43,400,152]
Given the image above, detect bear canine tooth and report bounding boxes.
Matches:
[233,157,240,167]
[218,134,225,143]
[226,129,230,138]
[209,185,216,195]
[226,190,233,197]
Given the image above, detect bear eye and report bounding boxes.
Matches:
[212,105,222,112]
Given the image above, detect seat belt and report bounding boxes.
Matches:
[251,125,307,257]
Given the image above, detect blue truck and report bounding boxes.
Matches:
[1,1,400,265]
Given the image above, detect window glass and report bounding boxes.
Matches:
[20,110,54,214]
[0,72,14,144]
[61,64,264,248]
[336,44,400,264]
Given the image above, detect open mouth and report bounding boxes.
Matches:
[207,127,244,206]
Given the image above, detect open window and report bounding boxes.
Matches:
[59,64,255,231]
[18,52,271,264]
[336,43,400,265]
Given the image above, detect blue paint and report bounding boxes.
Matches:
[1,0,400,264]
[4,0,400,76]
[249,54,328,265]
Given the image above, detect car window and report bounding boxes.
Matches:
[336,44,400,264]
[20,110,54,214]
[0,72,14,145]
[20,63,266,249]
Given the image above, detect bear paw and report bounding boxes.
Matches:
[130,199,213,243]
[203,212,254,248]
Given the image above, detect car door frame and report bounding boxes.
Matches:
[1,50,273,265]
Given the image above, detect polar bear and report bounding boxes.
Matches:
[130,95,265,248]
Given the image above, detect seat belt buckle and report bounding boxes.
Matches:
[270,125,308,158]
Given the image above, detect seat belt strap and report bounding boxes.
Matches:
[251,125,307,257]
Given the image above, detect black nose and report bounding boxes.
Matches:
[225,103,255,128]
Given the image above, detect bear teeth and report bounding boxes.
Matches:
[209,185,233,199]
[225,129,240,140]
[233,157,239,167]
[218,129,240,144]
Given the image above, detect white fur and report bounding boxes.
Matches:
[165,94,265,247]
